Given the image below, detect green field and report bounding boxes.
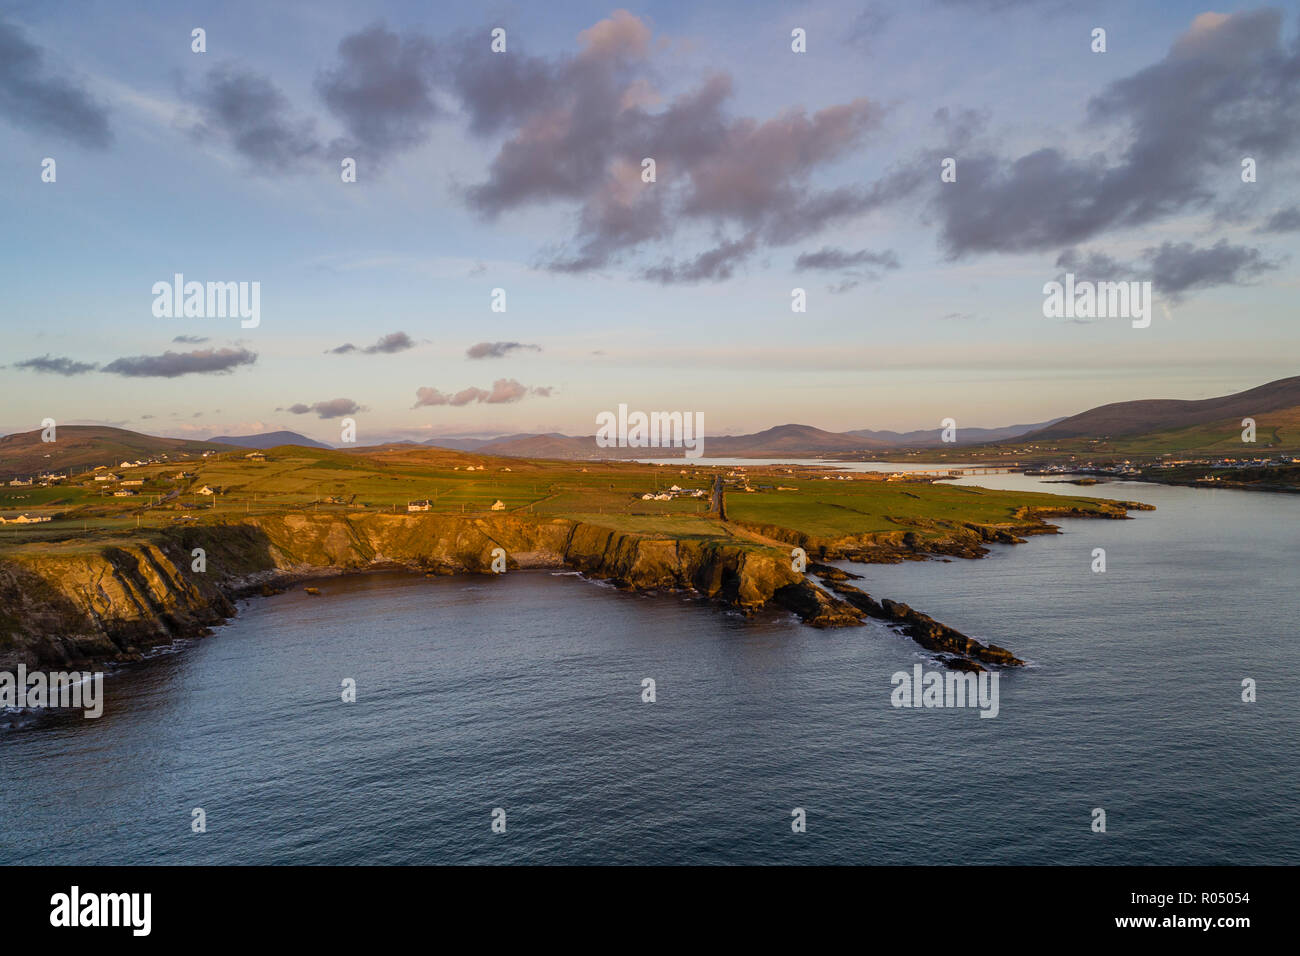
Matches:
[0,443,1134,556]
[724,477,1117,539]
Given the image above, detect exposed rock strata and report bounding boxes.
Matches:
[0,501,1144,671]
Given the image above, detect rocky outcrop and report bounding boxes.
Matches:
[824,580,1024,668]
[772,581,865,628]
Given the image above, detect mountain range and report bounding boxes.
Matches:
[2,377,1296,476]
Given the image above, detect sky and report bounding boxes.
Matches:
[1,0,1298,445]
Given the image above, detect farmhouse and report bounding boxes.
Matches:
[0,514,52,524]
[407,500,431,512]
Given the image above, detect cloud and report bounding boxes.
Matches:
[643,232,758,283]
[412,387,451,408]
[795,247,900,273]
[172,335,210,344]
[1257,206,1300,234]
[0,18,112,147]
[316,22,440,161]
[330,331,416,354]
[1145,240,1279,297]
[466,341,542,359]
[101,347,257,378]
[284,398,363,419]
[842,5,893,51]
[12,354,98,375]
[154,12,900,276]
[457,11,892,278]
[1056,240,1280,304]
[412,379,550,408]
[936,10,1300,258]
[185,64,321,171]
[1054,247,1130,285]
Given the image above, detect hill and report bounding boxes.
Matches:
[1021,376,1300,440]
[208,430,332,450]
[847,420,1061,446]
[0,426,235,480]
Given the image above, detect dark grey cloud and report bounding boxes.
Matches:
[937,10,1300,258]
[12,354,98,375]
[172,335,210,344]
[446,40,554,137]
[1054,247,1130,285]
[643,232,758,284]
[795,247,900,272]
[466,341,541,359]
[102,347,257,378]
[1055,240,1280,304]
[316,22,440,159]
[1257,206,1300,234]
[1146,239,1279,297]
[0,18,112,148]
[412,379,549,408]
[186,65,321,171]
[285,398,363,419]
[331,331,416,354]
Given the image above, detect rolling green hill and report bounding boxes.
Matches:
[0,426,237,481]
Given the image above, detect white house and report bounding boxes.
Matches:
[490,499,506,510]
[407,500,431,512]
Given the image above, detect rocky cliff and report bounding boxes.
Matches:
[0,513,810,671]
[0,502,1148,673]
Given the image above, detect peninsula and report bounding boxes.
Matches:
[0,432,1152,677]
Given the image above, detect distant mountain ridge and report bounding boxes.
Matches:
[4,377,1295,476]
[422,420,1059,458]
[208,430,332,450]
[1020,376,1300,440]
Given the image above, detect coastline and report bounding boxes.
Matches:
[0,500,1151,679]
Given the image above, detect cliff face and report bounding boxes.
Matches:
[0,513,808,670]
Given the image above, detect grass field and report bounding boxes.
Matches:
[724,477,1117,538]
[0,443,1133,556]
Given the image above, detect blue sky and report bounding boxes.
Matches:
[1,0,1297,444]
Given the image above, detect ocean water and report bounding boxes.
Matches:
[1,474,1296,865]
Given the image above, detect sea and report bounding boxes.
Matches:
[1,466,1295,864]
